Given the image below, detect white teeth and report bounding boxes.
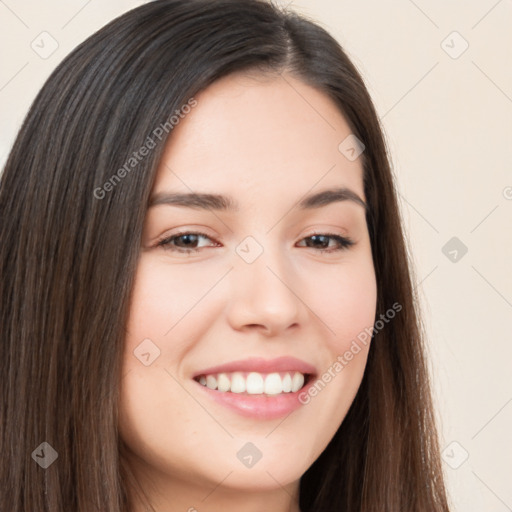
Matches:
[230,372,246,393]
[282,373,292,392]
[196,371,308,395]
[217,373,230,392]
[206,375,217,390]
[264,372,282,395]
[246,372,264,394]
[291,372,304,392]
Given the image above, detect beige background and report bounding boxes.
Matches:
[1,1,511,510]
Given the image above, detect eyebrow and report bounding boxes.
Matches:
[148,187,367,212]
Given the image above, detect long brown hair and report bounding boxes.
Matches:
[0,0,451,510]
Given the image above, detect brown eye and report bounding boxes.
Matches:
[297,233,354,253]
[157,231,218,253]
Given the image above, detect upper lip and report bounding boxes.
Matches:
[193,356,317,378]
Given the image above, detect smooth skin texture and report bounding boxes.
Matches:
[118,71,378,512]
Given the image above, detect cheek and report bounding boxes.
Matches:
[123,255,218,359]
[119,260,190,438]
[118,259,205,479]
[297,252,377,437]
[303,252,377,349]
[126,258,199,338]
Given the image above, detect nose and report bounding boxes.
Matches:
[225,243,306,336]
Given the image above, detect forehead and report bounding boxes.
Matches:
[152,71,365,205]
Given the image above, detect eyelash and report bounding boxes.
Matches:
[156,230,355,254]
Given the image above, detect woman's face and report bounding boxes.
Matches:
[118,71,377,507]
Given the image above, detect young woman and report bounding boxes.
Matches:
[0,0,451,510]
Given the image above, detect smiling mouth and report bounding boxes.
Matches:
[193,371,313,396]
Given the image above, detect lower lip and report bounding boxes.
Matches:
[194,377,315,420]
